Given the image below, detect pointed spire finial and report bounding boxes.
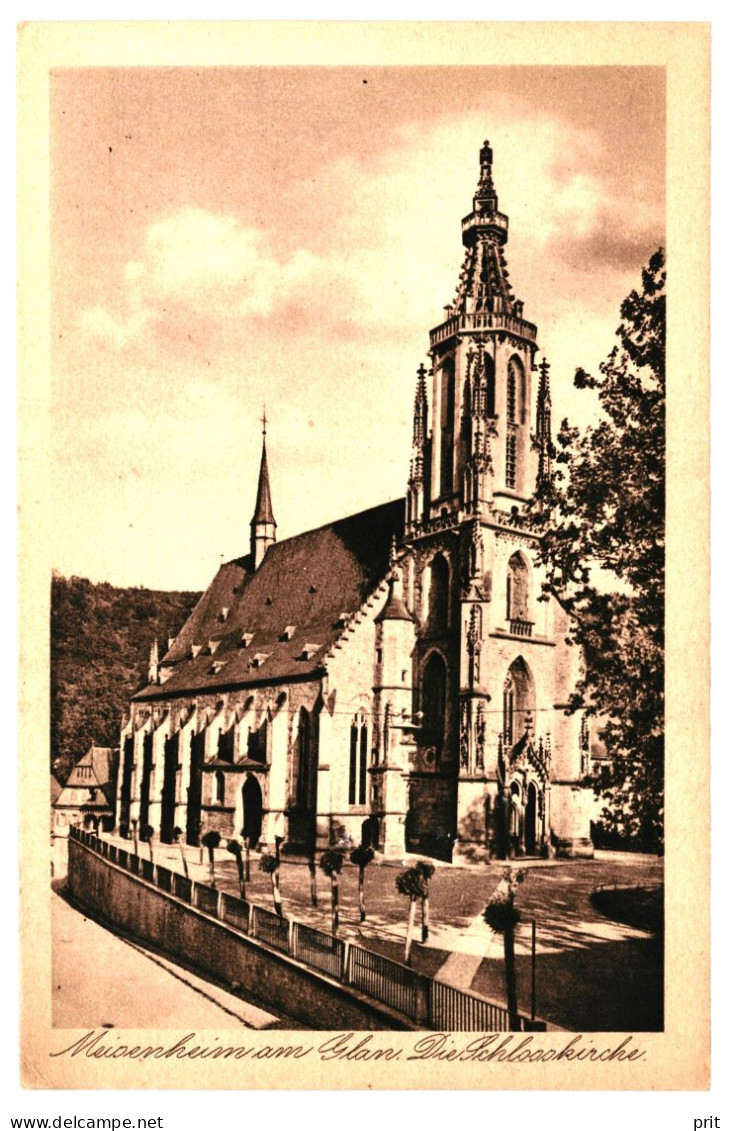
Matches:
[250,416,277,569]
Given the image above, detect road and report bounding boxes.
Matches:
[51,884,291,1030]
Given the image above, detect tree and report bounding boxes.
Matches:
[349,844,375,923]
[319,849,345,934]
[484,867,526,1030]
[141,824,155,866]
[201,830,221,887]
[226,838,247,900]
[260,852,283,916]
[172,826,189,879]
[530,248,666,852]
[415,860,436,942]
[396,867,427,965]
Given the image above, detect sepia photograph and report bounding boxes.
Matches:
[17,21,709,1092]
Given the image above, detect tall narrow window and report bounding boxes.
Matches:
[297,708,311,806]
[426,553,449,634]
[349,710,368,806]
[214,770,226,805]
[247,718,268,763]
[503,673,515,746]
[217,727,235,763]
[506,552,529,621]
[422,652,447,757]
[439,360,455,497]
[506,357,525,490]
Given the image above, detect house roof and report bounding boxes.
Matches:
[134,498,406,701]
[62,745,116,791]
[50,774,63,804]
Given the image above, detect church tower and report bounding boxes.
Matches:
[250,412,277,570]
[401,141,591,860]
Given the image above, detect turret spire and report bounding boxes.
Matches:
[536,358,554,490]
[451,141,522,320]
[250,409,277,569]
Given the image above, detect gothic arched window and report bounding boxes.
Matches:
[349,710,368,806]
[506,552,530,622]
[439,359,455,497]
[503,656,535,748]
[426,553,449,633]
[422,652,448,755]
[297,707,312,806]
[483,351,496,418]
[214,770,226,805]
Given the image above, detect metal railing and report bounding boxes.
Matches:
[431,977,512,1032]
[193,883,219,917]
[70,826,537,1031]
[156,865,173,893]
[252,905,290,953]
[347,944,418,1020]
[220,893,250,934]
[509,618,534,638]
[291,921,345,980]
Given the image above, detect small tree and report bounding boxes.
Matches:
[308,845,318,908]
[172,826,189,879]
[396,867,427,965]
[201,829,221,887]
[239,830,251,881]
[319,849,345,934]
[349,844,374,923]
[260,852,283,916]
[226,838,247,900]
[415,860,436,942]
[141,824,155,866]
[484,867,526,1030]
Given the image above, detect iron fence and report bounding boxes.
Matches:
[193,883,219,916]
[347,944,418,1020]
[172,873,193,903]
[291,921,345,980]
[156,865,173,893]
[252,905,290,953]
[430,977,511,1032]
[220,893,250,934]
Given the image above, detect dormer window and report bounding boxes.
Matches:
[219,607,229,623]
[336,612,350,628]
[300,643,321,660]
[191,644,202,658]
[238,632,254,649]
[210,660,227,675]
[251,653,270,669]
[282,625,297,641]
[208,639,221,655]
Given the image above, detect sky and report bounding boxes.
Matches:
[50,66,665,591]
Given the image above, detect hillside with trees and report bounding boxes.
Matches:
[51,575,201,783]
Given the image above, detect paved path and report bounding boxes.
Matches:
[52,887,286,1030]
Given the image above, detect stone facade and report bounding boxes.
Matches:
[116,140,594,861]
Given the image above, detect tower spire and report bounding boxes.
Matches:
[451,140,522,320]
[250,409,277,569]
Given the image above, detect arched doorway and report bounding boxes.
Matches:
[525,780,539,855]
[242,775,263,849]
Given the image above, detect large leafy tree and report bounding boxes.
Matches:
[531,249,665,852]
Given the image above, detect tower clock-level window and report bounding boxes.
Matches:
[349,710,368,806]
[439,359,455,497]
[506,552,530,621]
[506,357,525,490]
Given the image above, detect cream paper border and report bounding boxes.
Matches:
[17,21,710,1091]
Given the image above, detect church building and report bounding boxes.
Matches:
[116,140,594,861]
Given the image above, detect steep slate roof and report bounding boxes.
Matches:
[50,774,63,804]
[135,498,406,701]
[252,438,276,527]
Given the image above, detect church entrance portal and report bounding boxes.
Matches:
[242,775,263,849]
